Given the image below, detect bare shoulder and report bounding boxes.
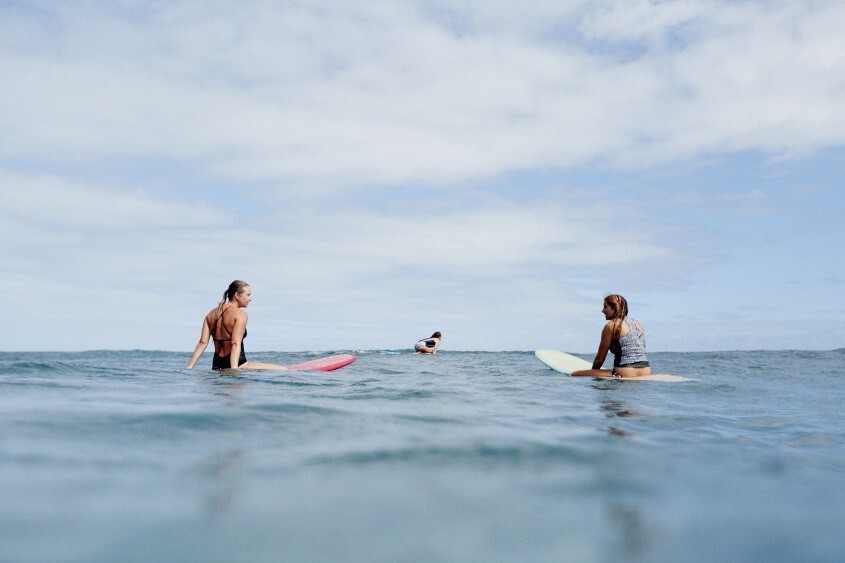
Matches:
[604,319,623,334]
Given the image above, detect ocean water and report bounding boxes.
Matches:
[1,349,843,562]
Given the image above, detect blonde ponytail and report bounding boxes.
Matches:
[214,280,250,327]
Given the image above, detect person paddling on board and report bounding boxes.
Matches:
[571,294,651,379]
[413,332,442,355]
[187,280,289,371]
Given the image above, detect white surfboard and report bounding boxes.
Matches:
[534,349,697,382]
[535,349,592,374]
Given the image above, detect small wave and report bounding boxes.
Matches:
[243,376,340,388]
[118,411,241,436]
[0,361,79,377]
[342,388,438,401]
[245,402,347,417]
[306,443,594,468]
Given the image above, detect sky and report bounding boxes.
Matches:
[1,0,843,353]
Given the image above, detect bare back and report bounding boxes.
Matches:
[207,306,246,358]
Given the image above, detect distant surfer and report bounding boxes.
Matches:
[187,280,289,371]
[571,294,651,379]
[413,332,442,355]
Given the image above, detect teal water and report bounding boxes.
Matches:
[1,350,843,561]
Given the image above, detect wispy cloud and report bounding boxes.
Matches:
[4,2,843,184]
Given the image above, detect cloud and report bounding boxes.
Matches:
[264,200,671,275]
[579,0,707,43]
[0,161,688,349]
[2,1,843,190]
[1,168,678,292]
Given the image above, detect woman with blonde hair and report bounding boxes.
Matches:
[571,294,651,379]
[187,280,289,370]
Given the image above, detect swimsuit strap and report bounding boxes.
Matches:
[214,307,233,343]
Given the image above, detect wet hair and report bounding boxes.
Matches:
[604,294,629,338]
[431,332,441,339]
[215,280,250,325]
[603,294,628,320]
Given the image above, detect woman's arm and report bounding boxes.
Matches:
[591,323,614,369]
[228,311,248,369]
[571,323,615,377]
[187,317,212,369]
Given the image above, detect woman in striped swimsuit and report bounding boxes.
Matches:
[571,294,651,379]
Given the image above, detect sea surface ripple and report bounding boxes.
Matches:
[1,349,843,561]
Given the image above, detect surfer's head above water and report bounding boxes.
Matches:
[215,280,251,320]
[602,294,628,321]
[224,280,250,301]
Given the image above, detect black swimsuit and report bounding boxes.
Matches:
[212,308,247,370]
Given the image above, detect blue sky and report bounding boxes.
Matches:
[1,0,843,352]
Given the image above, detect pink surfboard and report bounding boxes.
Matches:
[285,354,357,371]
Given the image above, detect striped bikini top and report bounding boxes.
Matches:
[611,318,647,366]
